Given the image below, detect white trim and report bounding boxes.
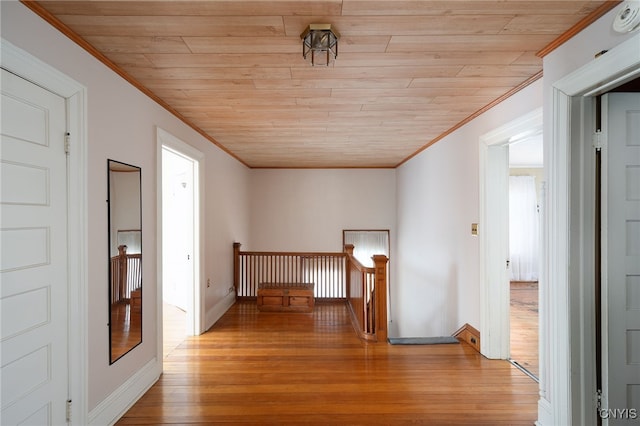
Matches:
[536,397,553,426]
[544,86,573,425]
[600,94,611,422]
[66,82,89,426]
[558,35,640,97]
[479,108,543,360]
[1,38,84,98]
[479,143,510,359]
[87,358,160,426]
[157,128,206,337]
[544,31,640,426]
[155,133,165,370]
[1,38,89,425]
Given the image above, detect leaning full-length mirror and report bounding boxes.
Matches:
[108,159,142,364]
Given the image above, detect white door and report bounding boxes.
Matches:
[0,69,69,425]
[162,147,194,312]
[602,92,640,424]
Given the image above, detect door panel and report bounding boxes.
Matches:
[603,92,640,424]
[1,69,68,425]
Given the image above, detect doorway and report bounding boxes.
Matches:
[548,32,640,425]
[158,129,203,358]
[479,107,543,367]
[508,135,543,380]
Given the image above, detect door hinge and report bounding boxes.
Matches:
[593,130,603,151]
[66,399,72,422]
[65,132,71,154]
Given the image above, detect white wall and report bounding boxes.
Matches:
[1,1,250,418]
[200,138,250,321]
[249,168,396,253]
[395,79,543,338]
[109,170,141,256]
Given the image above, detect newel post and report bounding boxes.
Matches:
[372,254,388,343]
[344,244,354,300]
[117,245,128,302]
[233,242,241,294]
[344,244,354,256]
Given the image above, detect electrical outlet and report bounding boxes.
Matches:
[207,278,211,288]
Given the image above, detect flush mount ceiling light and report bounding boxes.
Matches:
[613,0,640,33]
[300,24,340,66]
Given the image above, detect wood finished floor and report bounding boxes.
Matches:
[110,302,142,361]
[510,282,539,379]
[163,302,187,359]
[117,300,538,425]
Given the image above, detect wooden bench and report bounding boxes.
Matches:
[257,282,315,313]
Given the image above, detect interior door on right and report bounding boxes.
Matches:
[602,92,640,424]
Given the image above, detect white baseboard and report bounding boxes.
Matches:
[536,397,552,426]
[205,289,236,330]
[88,358,161,426]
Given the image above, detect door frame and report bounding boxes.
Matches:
[156,128,205,343]
[479,108,543,360]
[1,38,89,423]
[543,32,640,426]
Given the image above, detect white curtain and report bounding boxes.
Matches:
[509,175,539,281]
[344,230,389,267]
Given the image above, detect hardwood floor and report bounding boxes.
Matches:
[510,282,539,378]
[117,300,538,425]
[110,302,142,361]
[163,302,187,359]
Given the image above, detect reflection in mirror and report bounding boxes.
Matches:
[108,159,142,364]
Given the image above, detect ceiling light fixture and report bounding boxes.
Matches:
[300,24,340,66]
[613,0,640,33]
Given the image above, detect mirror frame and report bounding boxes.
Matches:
[107,159,143,364]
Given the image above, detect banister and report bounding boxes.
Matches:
[238,250,346,257]
[233,242,388,342]
[346,255,375,274]
[110,246,142,304]
[343,244,388,342]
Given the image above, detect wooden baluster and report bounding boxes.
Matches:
[243,253,248,297]
[248,254,253,297]
[243,254,247,297]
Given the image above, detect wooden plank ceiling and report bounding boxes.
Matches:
[29,0,616,168]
